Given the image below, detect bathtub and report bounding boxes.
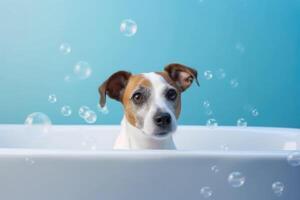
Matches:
[0,125,299,200]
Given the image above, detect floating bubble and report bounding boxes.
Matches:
[200,186,213,198]
[230,79,239,88]
[251,108,259,117]
[203,100,210,108]
[120,19,137,37]
[216,68,226,79]
[73,61,92,80]
[97,104,109,115]
[25,157,35,165]
[84,110,97,124]
[272,181,284,196]
[220,144,229,151]
[204,70,213,80]
[204,108,213,116]
[48,94,57,103]
[206,118,218,128]
[61,105,72,117]
[81,136,98,151]
[228,171,246,188]
[235,42,245,53]
[211,165,220,173]
[25,112,52,126]
[287,151,300,167]
[64,74,72,82]
[237,118,247,127]
[79,106,90,118]
[59,43,71,55]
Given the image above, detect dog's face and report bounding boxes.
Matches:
[99,63,199,137]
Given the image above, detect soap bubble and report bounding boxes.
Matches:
[79,106,90,118]
[81,136,98,151]
[25,157,35,165]
[84,110,97,124]
[220,144,229,151]
[216,68,226,79]
[61,105,72,117]
[97,104,109,115]
[230,79,239,88]
[204,70,213,80]
[48,94,57,103]
[59,43,71,55]
[73,61,92,80]
[251,108,259,117]
[25,112,52,126]
[272,181,284,196]
[204,108,213,116]
[24,112,52,133]
[203,100,210,108]
[120,19,137,37]
[64,74,72,82]
[228,171,245,188]
[287,151,300,167]
[200,186,213,198]
[206,118,218,128]
[211,165,220,173]
[237,118,247,127]
[235,42,245,53]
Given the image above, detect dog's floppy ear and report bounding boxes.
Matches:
[98,71,132,107]
[164,63,199,92]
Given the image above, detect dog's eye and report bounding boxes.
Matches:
[132,92,144,104]
[166,89,177,101]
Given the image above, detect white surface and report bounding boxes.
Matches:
[0,125,299,200]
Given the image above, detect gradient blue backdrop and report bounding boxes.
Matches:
[0,0,299,127]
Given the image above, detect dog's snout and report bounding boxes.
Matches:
[154,112,171,128]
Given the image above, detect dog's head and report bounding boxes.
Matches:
[99,63,199,138]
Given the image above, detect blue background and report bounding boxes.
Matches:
[0,0,299,127]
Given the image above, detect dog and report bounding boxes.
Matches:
[98,63,199,149]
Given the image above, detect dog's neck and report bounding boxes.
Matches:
[117,116,176,150]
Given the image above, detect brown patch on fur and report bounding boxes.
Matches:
[122,74,152,126]
[156,71,182,119]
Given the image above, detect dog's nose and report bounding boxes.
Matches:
[154,113,171,128]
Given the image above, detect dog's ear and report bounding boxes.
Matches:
[164,63,199,92]
[98,71,132,107]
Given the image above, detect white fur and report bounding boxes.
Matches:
[114,72,177,150]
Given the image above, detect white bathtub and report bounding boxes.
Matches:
[0,125,299,200]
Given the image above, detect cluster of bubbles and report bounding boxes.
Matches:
[61,105,72,117]
[79,106,97,124]
[272,181,285,196]
[120,19,138,37]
